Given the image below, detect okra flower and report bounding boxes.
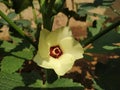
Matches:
[33,27,84,76]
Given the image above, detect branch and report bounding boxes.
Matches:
[0,10,37,49]
[82,19,120,48]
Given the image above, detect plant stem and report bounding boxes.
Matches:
[0,10,37,49]
[40,0,55,31]
[82,19,120,48]
[32,1,38,24]
[42,15,54,31]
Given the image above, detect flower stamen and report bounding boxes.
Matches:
[50,45,63,58]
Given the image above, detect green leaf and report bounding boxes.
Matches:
[77,9,87,16]
[1,41,16,52]
[12,0,33,13]
[117,25,120,34]
[11,48,33,60]
[86,30,120,53]
[0,18,8,25]
[7,12,17,19]
[0,72,24,90]
[0,0,12,8]
[103,45,120,50]
[1,56,24,73]
[11,36,22,44]
[95,59,120,90]
[88,27,101,36]
[88,19,105,36]
[92,79,104,90]
[53,0,65,14]
[29,78,84,89]
[14,19,31,28]
[80,0,115,8]
[0,12,17,25]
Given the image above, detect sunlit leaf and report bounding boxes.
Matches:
[11,36,22,44]
[7,12,17,19]
[1,56,24,73]
[0,12,17,25]
[77,9,87,16]
[11,48,33,60]
[1,41,16,52]
[92,79,104,90]
[29,78,84,89]
[86,30,120,53]
[103,45,120,50]
[88,19,105,36]
[14,19,31,28]
[117,25,120,34]
[0,72,24,90]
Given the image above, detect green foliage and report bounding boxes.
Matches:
[12,0,33,13]
[39,0,65,30]
[0,71,84,90]
[95,59,120,90]
[0,0,12,8]
[29,78,84,89]
[11,48,33,60]
[103,45,120,50]
[87,30,120,53]
[1,56,24,73]
[117,25,120,33]
[0,72,24,90]
[77,0,115,17]
[0,12,17,25]
[54,0,65,14]
[14,19,31,29]
[1,41,16,52]
[7,12,17,19]
[92,79,104,90]
[88,19,105,36]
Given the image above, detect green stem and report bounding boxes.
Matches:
[0,10,37,49]
[42,14,54,31]
[39,0,58,83]
[82,19,120,48]
[32,1,38,24]
[41,0,55,31]
[45,69,58,83]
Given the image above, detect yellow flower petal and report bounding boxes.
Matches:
[59,37,84,59]
[38,29,50,58]
[46,27,72,46]
[33,53,51,68]
[49,54,75,76]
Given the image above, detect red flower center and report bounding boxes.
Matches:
[50,45,63,58]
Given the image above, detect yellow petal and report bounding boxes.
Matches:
[38,29,50,58]
[33,53,51,68]
[33,29,50,68]
[60,37,84,59]
[46,27,72,46]
[49,54,75,76]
